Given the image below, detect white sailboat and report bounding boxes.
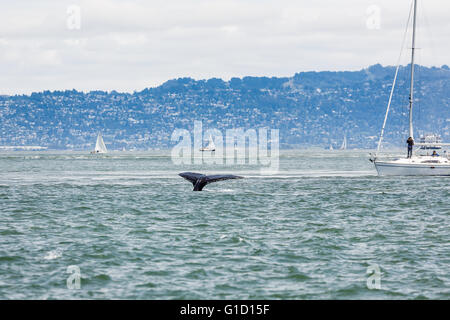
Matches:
[339,136,347,150]
[200,134,216,152]
[372,0,450,176]
[91,133,108,154]
[329,144,334,151]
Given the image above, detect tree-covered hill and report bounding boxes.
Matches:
[0,64,449,150]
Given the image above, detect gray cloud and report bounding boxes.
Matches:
[0,0,449,94]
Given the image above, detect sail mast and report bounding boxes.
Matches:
[408,0,417,139]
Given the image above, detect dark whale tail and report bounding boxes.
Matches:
[179,172,244,191]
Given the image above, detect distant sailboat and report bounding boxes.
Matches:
[339,136,347,150]
[91,133,108,154]
[200,134,216,152]
[329,144,334,150]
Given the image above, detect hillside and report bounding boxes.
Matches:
[0,64,449,150]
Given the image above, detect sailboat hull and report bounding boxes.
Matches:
[374,160,450,176]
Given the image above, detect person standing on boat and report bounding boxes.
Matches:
[407,137,414,158]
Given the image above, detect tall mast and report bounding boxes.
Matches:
[409,0,417,139]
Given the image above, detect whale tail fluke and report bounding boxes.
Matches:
[179,172,243,191]
[179,172,205,185]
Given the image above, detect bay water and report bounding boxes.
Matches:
[0,150,448,299]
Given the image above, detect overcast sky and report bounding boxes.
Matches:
[0,0,449,94]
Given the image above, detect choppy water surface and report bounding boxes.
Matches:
[0,150,448,299]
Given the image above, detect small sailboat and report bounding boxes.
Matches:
[200,134,216,152]
[329,144,334,151]
[91,133,108,154]
[339,136,347,150]
[372,0,450,176]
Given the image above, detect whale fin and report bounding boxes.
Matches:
[205,175,244,183]
[179,172,243,191]
[179,172,206,186]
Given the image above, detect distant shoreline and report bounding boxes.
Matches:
[0,146,48,150]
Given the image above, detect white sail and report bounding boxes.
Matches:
[208,135,216,150]
[200,134,216,151]
[340,136,347,150]
[94,133,108,153]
